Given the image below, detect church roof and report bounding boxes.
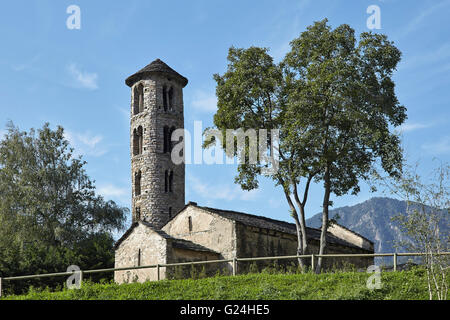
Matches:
[125,58,188,87]
[114,220,218,254]
[188,203,373,251]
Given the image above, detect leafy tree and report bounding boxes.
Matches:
[209,46,315,269]
[0,122,128,293]
[209,19,406,272]
[389,162,449,300]
[283,19,406,272]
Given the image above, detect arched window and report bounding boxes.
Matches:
[133,83,144,115]
[163,85,168,111]
[168,87,174,111]
[135,207,141,221]
[138,126,143,154]
[133,129,139,155]
[188,216,192,232]
[163,126,170,153]
[133,126,143,156]
[169,126,176,152]
[169,170,174,193]
[135,171,141,196]
[164,170,168,193]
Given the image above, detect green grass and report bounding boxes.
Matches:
[2,268,446,300]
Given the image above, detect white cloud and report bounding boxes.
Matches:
[398,0,450,38]
[188,174,260,202]
[191,90,217,113]
[422,136,450,154]
[11,54,40,72]
[399,42,450,71]
[64,130,107,157]
[397,122,433,133]
[97,184,130,203]
[67,63,99,90]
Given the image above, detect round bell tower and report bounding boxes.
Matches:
[125,59,187,229]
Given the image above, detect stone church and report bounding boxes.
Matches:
[114,59,374,283]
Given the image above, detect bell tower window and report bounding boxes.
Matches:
[168,87,174,111]
[135,170,142,196]
[135,207,141,221]
[133,126,143,156]
[133,83,144,115]
[164,170,168,193]
[163,85,168,111]
[163,126,169,153]
[169,170,174,193]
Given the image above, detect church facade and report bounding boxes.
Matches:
[114,59,374,283]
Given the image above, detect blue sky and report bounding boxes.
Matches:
[0,0,449,231]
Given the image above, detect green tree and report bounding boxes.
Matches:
[0,122,128,293]
[209,19,406,272]
[284,19,406,272]
[389,162,449,300]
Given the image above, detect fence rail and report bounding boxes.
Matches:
[1,252,449,297]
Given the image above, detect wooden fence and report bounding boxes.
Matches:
[1,251,449,297]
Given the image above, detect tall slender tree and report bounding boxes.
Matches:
[283,19,406,272]
[209,19,406,272]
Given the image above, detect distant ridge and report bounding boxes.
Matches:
[306,197,448,257]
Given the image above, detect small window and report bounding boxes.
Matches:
[169,126,176,153]
[163,126,169,153]
[137,248,141,267]
[163,85,168,111]
[169,171,174,193]
[169,207,172,219]
[164,170,168,193]
[168,87,174,111]
[136,207,141,220]
[188,216,192,232]
[133,83,144,115]
[133,126,143,156]
[135,171,141,196]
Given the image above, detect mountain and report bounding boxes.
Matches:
[306,197,446,256]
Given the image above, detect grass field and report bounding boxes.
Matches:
[2,267,446,300]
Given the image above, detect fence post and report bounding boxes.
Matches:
[0,277,2,298]
[79,270,83,288]
[157,264,160,281]
[311,254,315,272]
[232,258,237,276]
[393,253,398,272]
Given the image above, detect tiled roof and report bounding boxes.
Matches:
[125,58,188,87]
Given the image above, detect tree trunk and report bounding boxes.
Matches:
[316,165,331,273]
[282,186,308,271]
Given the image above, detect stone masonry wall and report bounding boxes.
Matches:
[162,206,237,273]
[130,75,185,229]
[235,223,373,272]
[114,223,168,284]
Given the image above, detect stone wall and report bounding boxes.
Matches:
[114,223,168,284]
[162,206,237,273]
[235,222,373,272]
[328,224,374,251]
[166,247,222,279]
